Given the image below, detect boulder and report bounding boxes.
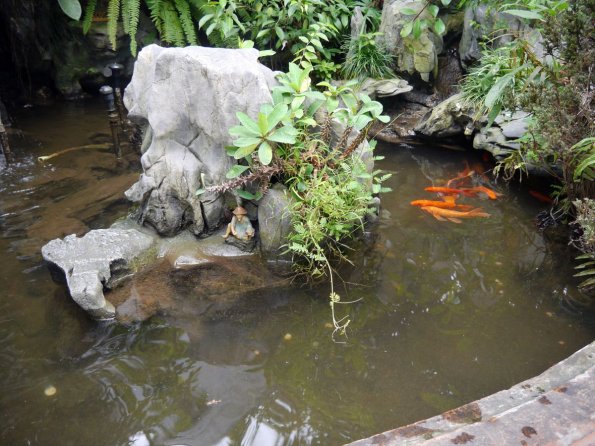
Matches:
[414,93,476,137]
[41,228,156,319]
[473,111,531,159]
[459,5,524,68]
[124,44,277,236]
[258,184,294,259]
[379,0,444,82]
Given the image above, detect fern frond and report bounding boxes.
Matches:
[162,1,185,46]
[121,0,131,34]
[146,0,164,35]
[127,0,141,55]
[82,0,97,35]
[174,0,197,45]
[107,0,121,51]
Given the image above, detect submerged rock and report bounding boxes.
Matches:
[41,228,156,319]
[123,44,277,237]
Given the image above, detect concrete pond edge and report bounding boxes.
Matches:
[346,340,595,445]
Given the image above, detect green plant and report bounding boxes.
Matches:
[399,0,450,40]
[342,31,394,80]
[572,138,595,182]
[461,40,540,126]
[571,199,595,295]
[198,0,381,74]
[197,62,390,337]
[59,0,201,56]
[462,0,593,216]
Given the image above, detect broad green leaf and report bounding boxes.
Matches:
[486,103,502,128]
[377,114,390,123]
[259,49,276,57]
[441,0,451,5]
[326,97,339,113]
[258,141,273,165]
[401,7,417,15]
[301,117,318,127]
[306,100,323,117]
[275,26,285,41]
[258,50,277,57]
[195,188,206,196]
[226,164,250,178]
[342,93,358,112]
[229,125,259,138]
[428,4,439,17]
[434,18,446,35]
[257,112,268,134]
[58,0,82,20]
[236,189,263,200]
[359,101,383,115]
[233,112,260,134]
[268,125,298,144]
[267,103,289,133]
[239,39,254,49]
[354,114,373,130]
[233,143,258,159]
[198,14,214,29]
[233,137,262,147]
[290,95,306,111]
[502,9,543,20]
[400,21,413,38]
[485,74,514,108]
[412,19,423,39]
[206,22,217,36]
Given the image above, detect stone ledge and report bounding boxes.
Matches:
[346,341,595,445]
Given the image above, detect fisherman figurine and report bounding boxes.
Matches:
[223,206,255,243]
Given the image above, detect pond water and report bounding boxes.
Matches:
[1,100,593,446]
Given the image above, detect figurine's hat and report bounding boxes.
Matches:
[232,206,248,215]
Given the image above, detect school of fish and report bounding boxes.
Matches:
[411,162,502,223]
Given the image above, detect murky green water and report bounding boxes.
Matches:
[1,101,593,446]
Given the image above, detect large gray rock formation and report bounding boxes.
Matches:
[379,0,444,82]
[124,44,277,236]
[459,5,527,68]
[42,227,156,319]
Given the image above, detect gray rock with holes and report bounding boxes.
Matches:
[123,44,277,236]
[42,228,156,319]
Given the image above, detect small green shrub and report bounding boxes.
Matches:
[342,32,394,80]
[572,199,595,295]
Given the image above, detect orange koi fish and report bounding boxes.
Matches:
[420,206,491,223]
[460,186,502,200]
[529,190,553,203]
[424,186,463,196]
[410,200,474,211]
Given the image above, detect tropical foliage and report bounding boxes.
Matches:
[58,0,381,68]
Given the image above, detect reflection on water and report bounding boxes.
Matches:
[0,101,593,446]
